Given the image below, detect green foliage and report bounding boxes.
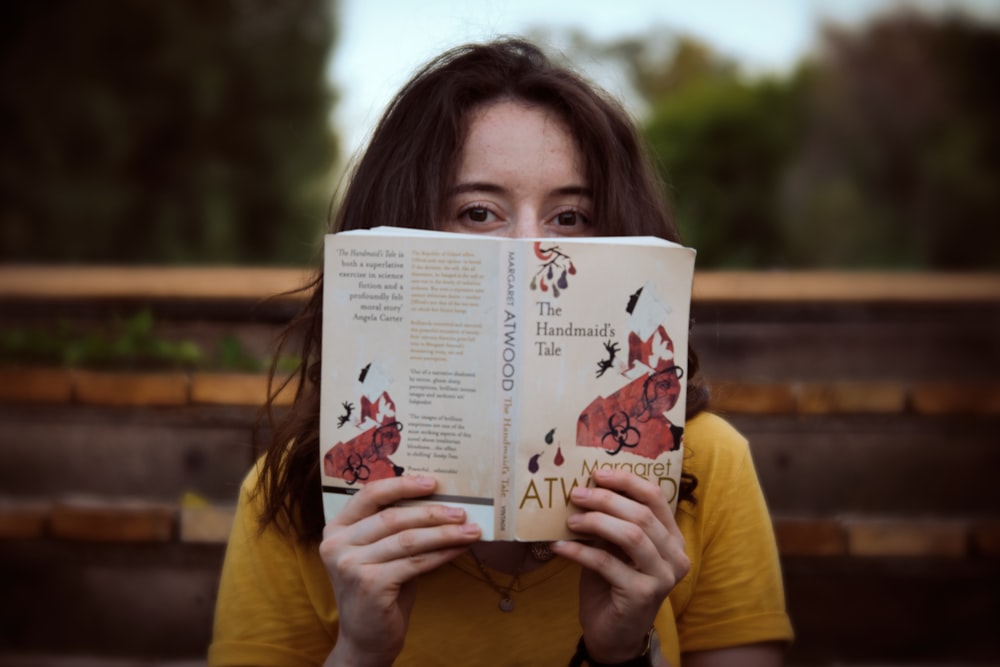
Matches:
[0,0,338,265]
[609,35,738,103]
[579,12,1000,268]
[646,73,807,267]
[779,12,1000,268]
[1,310,204,370]
[217,334,263,373]
[0,310,298,372]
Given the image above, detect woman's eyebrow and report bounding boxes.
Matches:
[445,182,593,198]
[550,185,593,198]
[445,182,507,197]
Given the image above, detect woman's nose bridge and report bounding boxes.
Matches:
[511,204,543,237]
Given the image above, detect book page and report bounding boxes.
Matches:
[510,239,695,541]
[320,233,501,538]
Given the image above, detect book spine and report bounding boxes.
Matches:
[494,241,523,539]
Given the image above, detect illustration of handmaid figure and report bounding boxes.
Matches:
[577,282,684,459]
[323,361,405,484]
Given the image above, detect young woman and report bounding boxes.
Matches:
[209,39,792,667]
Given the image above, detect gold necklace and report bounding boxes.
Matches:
[470,547,530,612]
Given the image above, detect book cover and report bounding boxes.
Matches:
[320,227,695,541]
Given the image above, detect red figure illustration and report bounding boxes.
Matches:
[577,285,684,459]
[324,363,405,483]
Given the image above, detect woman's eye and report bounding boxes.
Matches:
[554,210,587,227]
[462,206,495,223]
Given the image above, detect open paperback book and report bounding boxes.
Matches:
[319,227,696,541]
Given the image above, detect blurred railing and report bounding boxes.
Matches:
[3,265,999,301]
[1,267,998,666]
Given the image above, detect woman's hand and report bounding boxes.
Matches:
[319,475,482,667]
[550,468,689,665]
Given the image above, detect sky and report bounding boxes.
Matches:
[329,0,998,159]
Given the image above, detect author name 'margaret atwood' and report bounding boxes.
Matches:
[318,227,696,542]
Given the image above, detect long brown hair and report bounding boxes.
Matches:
[256,39,709,542]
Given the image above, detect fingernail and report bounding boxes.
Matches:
[572,487,591,500]
[567,513,583,528]
[461,523,481,535]
[415,475,435,488]
[445,507,465,519]
[593,469,611,481]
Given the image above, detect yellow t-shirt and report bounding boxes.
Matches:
[209,412,793,666]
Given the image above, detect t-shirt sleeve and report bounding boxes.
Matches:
[208,467,337,667]
[676,419,794,652]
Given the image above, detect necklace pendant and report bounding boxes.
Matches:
[529,541,555,562]
[499,597,515,612]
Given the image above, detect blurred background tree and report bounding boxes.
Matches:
[1,4,997,269]
[555,9,1000,269]
[0,0,337,265]
[648,11,1000,269]
[780,11,1000,269]
[637,39,810,268]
